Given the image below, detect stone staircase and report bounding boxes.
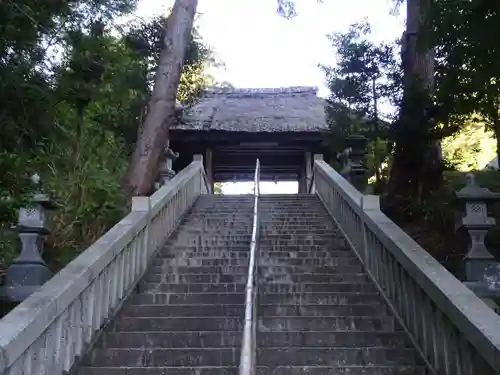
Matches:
[256,194,426,375]
[79,194,426,375]
[79,195,255,375]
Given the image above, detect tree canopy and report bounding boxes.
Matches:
[0,0,213,270]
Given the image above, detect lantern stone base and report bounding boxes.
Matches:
[1,261,52,302]
[463,258,500,298]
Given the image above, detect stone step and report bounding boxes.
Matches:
[151,258,249,267]
[185,213,329,218]
[259,258,360,267]
[259,209,328,214]
[259,239,349,247]
[143,272,370,284]
[259,194,317,198]
[257,331,409,348]
[259,234,341,239]
[161,246,251,253]
[131,292,244,305]
[259,304,386,317]
[259,264,365,274]
[257,348,418,366]
[165,239,252,247]
[172,229,346,236]
[170,229,251,235]
[183,214,254,220]
[165,239,251,247]
[259,230,338,236]
[261,283,375,294]
[181,217,254,224]
[197,194,254,198]
[259,251,355,258]
[173,225,253,231]
[149,265,249,274]
[121,304,245,318]
[261,273,369,284]
[151,264,363,275]
[256,366,426,375]
[152,257,360,268]
[188,209,254,214]
[89,347,418,367]
[168,234,252,241]
[190,202,254,206]
[194,201,254,205]
[191,204,254,209]
[260,292,383,305]
[79,366,426,375]
[99,330,409,349]
[139,282,246,294]
[260,206,327,211]
[79,367,239,375]
[143,273,249,284]
[259,316,395,332]
[260,215,332,219]
[184,212,253,218]
[119,303,386,319]
[111,316,243,331]
[159,251,250,259]
[159,250,356,260]
[260,226,337,231]
[260,226,338,231]
[89,348,240,367]
[102,331,242,348]
[259,219,333,224]
[139,282,375,294]
[162,245,351,253]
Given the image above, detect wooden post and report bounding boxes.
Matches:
[305,151,312,193]
[298,170,306,194]
[205,148,214,193]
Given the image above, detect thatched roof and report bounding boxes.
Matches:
[175,86,328,132]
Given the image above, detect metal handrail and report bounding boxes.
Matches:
[239,159,260,375]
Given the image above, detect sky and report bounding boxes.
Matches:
[132,0,406,194]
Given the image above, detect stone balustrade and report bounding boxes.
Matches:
[312,155,500,375]
[0,156,209,375]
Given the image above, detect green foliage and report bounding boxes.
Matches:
[321,22,400,119]
[213,183,223,195]
[321,22,400,186]
[442,117,496,172]
[425,2,500,160]
[0,3,213,272]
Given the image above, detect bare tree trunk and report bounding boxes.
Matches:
[126,0,198,196]
[372,78,381,185]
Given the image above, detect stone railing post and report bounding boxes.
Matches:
[456,173,500,310]
[361,195,380,261]
[193,154,206,193]
[132,196,151,260]
[1,174,58,302]
[309,154,323,193]
[339,135,368,193]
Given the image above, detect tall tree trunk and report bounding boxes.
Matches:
[493,109,500,170]
[126,0,198,196]
[388,0,440,202]
[372,78,381,185]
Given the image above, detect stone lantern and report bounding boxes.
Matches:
[339,135,368,192]
[456,173,500,299]
[1,174,58,302]
[157,146,179,188]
